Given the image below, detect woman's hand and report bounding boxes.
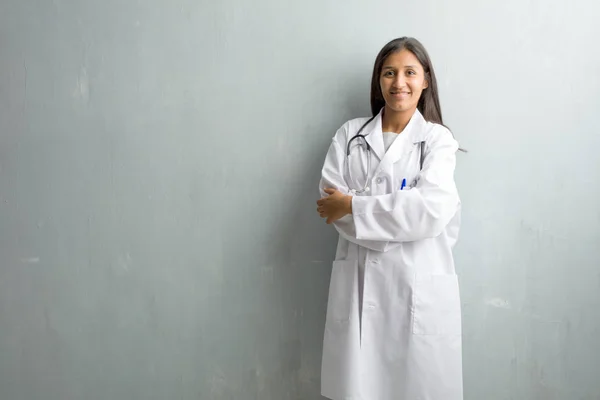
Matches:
[317,188,352,224]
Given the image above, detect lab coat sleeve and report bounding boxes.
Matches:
[351,128,460,242]
[319,131,398,252]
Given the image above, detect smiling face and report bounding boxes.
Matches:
[379,49,429,115]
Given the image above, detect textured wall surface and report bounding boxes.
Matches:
[1,0,599,399]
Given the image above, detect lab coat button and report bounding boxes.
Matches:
[376,177,383,184]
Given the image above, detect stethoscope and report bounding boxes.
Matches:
[346,116,426,194]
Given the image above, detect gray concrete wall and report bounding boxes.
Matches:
[1,0,599,399]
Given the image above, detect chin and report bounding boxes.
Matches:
[385,102,415,113]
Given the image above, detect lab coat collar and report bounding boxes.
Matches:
[362,109,386,161]
[364,108,427,164]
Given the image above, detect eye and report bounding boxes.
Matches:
[383,70,395,77]
[407,70,416,76]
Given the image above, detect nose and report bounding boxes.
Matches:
[393,74,406,88]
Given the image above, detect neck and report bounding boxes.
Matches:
[381,106,417,134]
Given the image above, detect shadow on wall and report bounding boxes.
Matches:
[260,75,371,398]
[203,66,370,399]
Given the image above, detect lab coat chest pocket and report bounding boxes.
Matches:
[326,260,358,326]
[412,273,461,336]
[393,148,420,190]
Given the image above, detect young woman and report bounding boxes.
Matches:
[316,37,463,400]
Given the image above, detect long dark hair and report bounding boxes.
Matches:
[370,37,443,124]
[369,37,466,151]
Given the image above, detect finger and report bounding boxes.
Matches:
[324,188,335,195]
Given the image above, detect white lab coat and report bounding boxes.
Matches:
[319,108,463,400]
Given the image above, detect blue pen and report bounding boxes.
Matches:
[400,179,406,190]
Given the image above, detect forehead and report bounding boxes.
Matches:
[382,49,423,69]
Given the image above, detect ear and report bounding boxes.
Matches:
[423,79,429,90]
